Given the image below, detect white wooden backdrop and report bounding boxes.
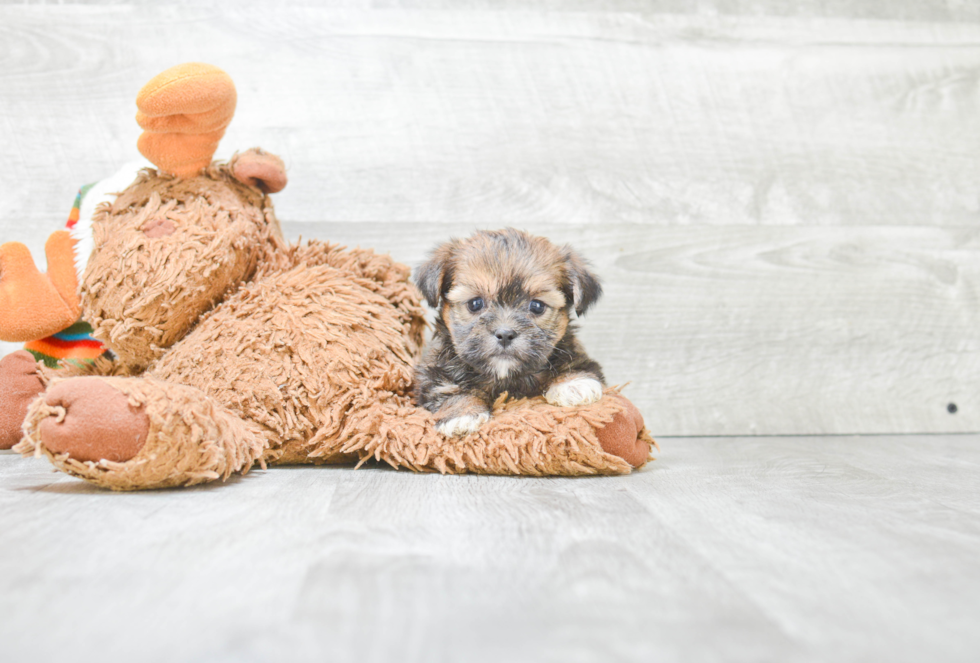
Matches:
[1,2,977,436]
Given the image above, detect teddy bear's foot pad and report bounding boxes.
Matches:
[37,377,150,463]
[595,395,654,469]
[0,351,46,449]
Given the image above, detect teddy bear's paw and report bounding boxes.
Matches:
[545,377,604,408]
[0,351,46,449]
[436,412,490,437]
[36,378,150,463]
[595,395,653,469]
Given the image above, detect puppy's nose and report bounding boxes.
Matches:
[494,328,518,347]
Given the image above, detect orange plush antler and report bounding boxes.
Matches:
[136,63,237,178]
[0,231,81,342]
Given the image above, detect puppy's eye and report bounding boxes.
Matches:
[528,300,546,315]
[466,297,485,313]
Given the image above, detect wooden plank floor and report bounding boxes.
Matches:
[2,436,979,663]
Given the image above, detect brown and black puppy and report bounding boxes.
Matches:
[414,228,606,436]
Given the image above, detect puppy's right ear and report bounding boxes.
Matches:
[562,245,603,317]
[414,240,459,308]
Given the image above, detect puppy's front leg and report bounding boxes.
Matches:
[545,372,604,407]
[433,393,491,437]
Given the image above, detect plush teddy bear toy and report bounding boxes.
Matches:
[0,63,653,490]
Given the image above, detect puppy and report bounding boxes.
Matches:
[413,228,606,436]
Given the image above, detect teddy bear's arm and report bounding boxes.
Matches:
[338,389,653,476]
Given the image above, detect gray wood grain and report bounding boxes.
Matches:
[2,434,979,663]
[1,6,979,235]
[11,1,977,22]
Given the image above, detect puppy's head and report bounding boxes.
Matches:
[415,228,601,379]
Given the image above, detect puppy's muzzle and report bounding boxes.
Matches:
[494,327,518,348]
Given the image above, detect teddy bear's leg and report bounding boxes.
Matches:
[0,351,46,449]
[15,376,270,490]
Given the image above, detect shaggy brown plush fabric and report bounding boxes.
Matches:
[80,161,279,372]
[338,388,653,476]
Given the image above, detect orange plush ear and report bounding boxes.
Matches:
[136,63,237,178]
[0,231,81,342]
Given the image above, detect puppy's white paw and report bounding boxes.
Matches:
[545,377,604,407]
[436,412,490,437]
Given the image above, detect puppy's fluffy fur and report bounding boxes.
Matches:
[413,228,606,436]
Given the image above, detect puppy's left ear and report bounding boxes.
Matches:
[415,240,460,308]
[563,246,602,316]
